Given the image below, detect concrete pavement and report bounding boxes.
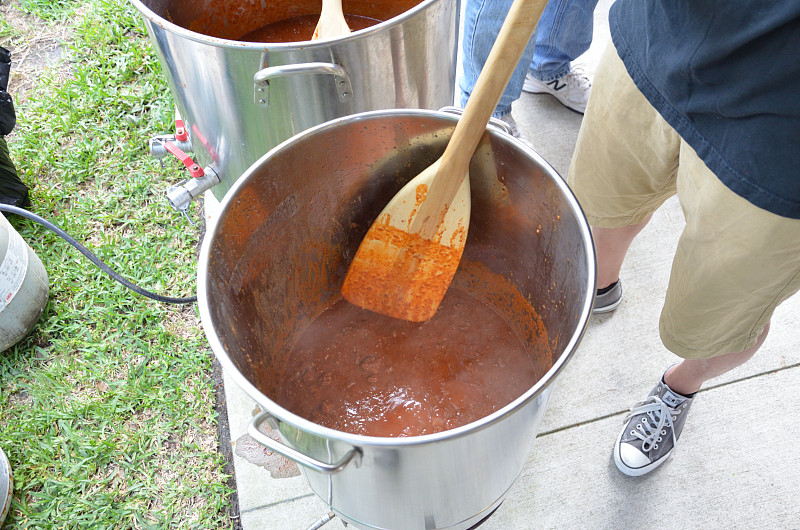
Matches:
[211,0,800,526]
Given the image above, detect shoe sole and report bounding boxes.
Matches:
[593,296,622,314]
[522,80,586,113]
[525,91,585,114]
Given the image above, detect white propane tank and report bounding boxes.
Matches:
[0,213,48,351]
[0,445,12,525]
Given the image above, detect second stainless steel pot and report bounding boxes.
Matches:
[130,0,460,199]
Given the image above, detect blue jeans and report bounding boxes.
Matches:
[459,0,598,116]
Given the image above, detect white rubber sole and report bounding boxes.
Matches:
[593,296,623,314]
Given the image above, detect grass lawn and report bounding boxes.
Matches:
[1,0,236,527]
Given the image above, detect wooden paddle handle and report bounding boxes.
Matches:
[409,0,547,240]
[442,0,547,174]
[320,0,344,18]
[313,0,350,40]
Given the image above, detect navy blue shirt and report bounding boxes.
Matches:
[609,1,800,219]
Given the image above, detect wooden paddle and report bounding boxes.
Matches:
[341,0,547,322]
[312,0,351,40]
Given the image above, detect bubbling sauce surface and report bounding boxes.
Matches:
[239,14,382,42]
[276,289,542,437]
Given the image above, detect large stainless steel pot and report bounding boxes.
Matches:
[129,0,460,200]
[198,109,595,529]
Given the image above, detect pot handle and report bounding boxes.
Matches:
[248,410,360,474]
[253,62,353,105]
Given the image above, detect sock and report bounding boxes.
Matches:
[596,280,619,296]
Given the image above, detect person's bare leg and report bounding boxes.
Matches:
[593,214,653,289]
[664,322,770,395]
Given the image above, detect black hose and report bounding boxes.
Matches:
[0,204,197,304]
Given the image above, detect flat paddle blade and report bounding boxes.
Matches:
[341,163,471,322]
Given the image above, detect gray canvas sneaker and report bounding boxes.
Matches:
[1,446,12,525]
[594,280,622,313]
[614,374,694,476]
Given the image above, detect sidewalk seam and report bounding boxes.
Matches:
[239,492,317,515]
[537,362,800,437]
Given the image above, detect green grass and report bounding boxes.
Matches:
[17,0,84,22]
[0,0,234,527]
[0,19,21,42]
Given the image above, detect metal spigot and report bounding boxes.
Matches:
[149,108,193,160]
[149,134,193,161]
[166,165,221,217]
[150,109,220,220]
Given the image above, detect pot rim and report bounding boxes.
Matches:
[129,0,446,50]
[197,108,596,448]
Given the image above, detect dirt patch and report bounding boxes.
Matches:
[234,429,301,479]
[0,0,75,104]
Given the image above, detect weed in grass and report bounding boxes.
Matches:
[0,0,235,527]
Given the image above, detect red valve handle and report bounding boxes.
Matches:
[175,119,188,142]
[175,108,189,142]
[163,140,204,178]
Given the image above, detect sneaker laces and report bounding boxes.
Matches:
[624,396,683,452]
[562,67,591,89]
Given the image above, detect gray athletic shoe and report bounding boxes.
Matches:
[496,113,521,138]
[614,375,694,476]
[594,280,622,313]
[1,446,12,525]
[495,114,533,147]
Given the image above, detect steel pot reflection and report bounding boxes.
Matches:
[197,109,595,529]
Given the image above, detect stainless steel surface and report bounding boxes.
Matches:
[249,411,360,474]
[253,62,353,105]
[129,0,460,200]
[197,109,595,530]
[438,105,515,137]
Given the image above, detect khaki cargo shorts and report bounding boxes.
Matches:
[568,43,800,359]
